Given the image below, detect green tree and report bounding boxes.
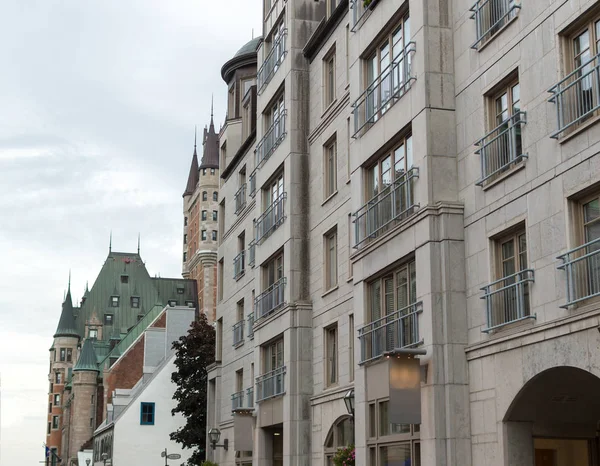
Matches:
[171,313,216,465]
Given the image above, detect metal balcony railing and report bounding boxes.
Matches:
[255,366,286,402]
[350,0,372,32]
[231,390,244,411]
[557,237,600,307]
[470,0,520,49]
[232,320,245,346]
[246,387,254,408]
[233,251,245,280]
[258,30,287,93]
[549,53,600,138]
[249,170,257,198]
[353,168,418,248]
[235,184,247,214]
[475,112,527,185]
[247,313,255,338]
[481,269,535,332]
[248,240,256,267]
[255,194,286,243]
[256,110,287,168]
[359,302,423,364]
[352,42,415,137]
[255,278,286,319]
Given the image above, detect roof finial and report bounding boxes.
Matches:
[194,125,197,150]
[211,94,214,118]
[68,269,71,293]
[137,233,141,254]
[109,230,112,253]
[252,28,254,39]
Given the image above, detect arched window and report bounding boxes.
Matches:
[213,191,218,201]
[202,191,208,201]
[324,415,354,465]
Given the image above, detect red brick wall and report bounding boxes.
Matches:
[150,311,167,329]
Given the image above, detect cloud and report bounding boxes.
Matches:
[0,1,261,464]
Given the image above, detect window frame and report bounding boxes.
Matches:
[54,394,60,406]
[212,231,218,241]
[110,296,120,308]
[52,415,60,429]
[201,230,207,241]
[140,402,156,426]
[104,314,114,326]
[66,348,72,362]
[202,191,208,201]
[89,328,98,339]
[324,228,338,290]
[202,210,207,221]
[324,46,337,108]
[367,259,417,324]
[213,191,219,201]
[324,324,338,387]
[131,296,140,308]
[263,338,284,373]
[324,136,338,199]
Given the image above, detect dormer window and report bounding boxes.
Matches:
[104,314,113,326]
[131,296,140,308]
[177,286,184,295]
[111,296,120,307]
[168,300,177,307]
[120,275,129,284]
[185,301,195,308]
[89,328,99,339]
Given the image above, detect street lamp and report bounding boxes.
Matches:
[101,453,108,466]
[208,427,229,451]
[344,388,355,416]
[86,460,91,466]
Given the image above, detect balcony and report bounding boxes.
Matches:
[247,313,255,338]
[235,184,247,214]
[470,0,520,49]
[246,387,254,408]
[558,238,600,307]
[231,390,244,411]
[257,30,287,94]
[255,194,286,243]
[234,251,245,280]
[475,112,527,186]
[249,170,257,198]
[248,240,256,267]
[256,110,287,169]
[358,302,423,364]
[549,54,600,138]
[232,320,245,346]
[255,278,286,319]
[350,0,373,32]
[255,366,286,402]
[352,42,415,137]
[353,168,419,248]
[481,269,535,332]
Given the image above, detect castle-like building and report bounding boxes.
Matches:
[45,245,197,465]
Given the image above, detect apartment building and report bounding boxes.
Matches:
[208,0,600,464]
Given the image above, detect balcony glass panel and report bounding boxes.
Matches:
[231,390,244,411]
[358,302,423,364]
[249,171,257,198]
[470,0,520,49]
[247,313,255,338]
[549,53,600,138]
[246,387,254,408]
[255,194,286,243]
[256,110,287,168]
[352,42,415,137]
[475,112,527,185]
[255,366,286,402]
[255,277,286,319]
[234,251,246,280]
[257,30,287,93]
[354,168,418,248]
[232,320,245,346]
[558,237,600,307]
[350,0,372,32]
[481,269,535,332]
[235,184,247,214]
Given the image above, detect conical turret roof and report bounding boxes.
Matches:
[200,103,219,169]
[54,281,80,339]
[74,338,99,372]
[183,129,200,197]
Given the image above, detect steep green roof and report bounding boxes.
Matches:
[54,290,81,339]
[74,338,99,372]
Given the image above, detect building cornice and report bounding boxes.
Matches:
[303,0,349,63]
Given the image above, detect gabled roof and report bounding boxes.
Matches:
[74,338,99,373]
[54,286,80,339]
[183,132,199,197]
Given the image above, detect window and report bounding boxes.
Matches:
[216,318,223,361]
[324,47,336,107]
[213,210,218,221]
[325,324,338,386]
[177,286,184,295]
[168,300,177,307]
[325,229,338,290]
[211,168,216,175]
[212,231,218,241]
[186,300,194,308]
[202,210,207,221]
[91,394,95,405]
[218,258,224,301]
[131,296,140,308]
[228,83,236,118]
[264,338,284,372]
[183,234,187,245]
[203,168,207,176]
[47,422,51,435]
[347,213,354,278]
[120,274,129,284]
[201,230,207,241]
[213,191,218,201]
[104,314,113,326]
[324,417,355,464]
[221,142,227,169]
[52,416,59,429]
[326,0,338,18]
[55,371,62,384]
[60,348,66,361]
[137,314,144,321]
[324,136,337,198]
[471,0,519,49]
[110,296,119,307]
[66,348,72,362]
[202,191,208,201]
[89,328,98,339]
[49,402,52,413]
[140,402,155,425]
[264,253,284,289]
[349,314,355,381]
[183,251,187,262]
[54,394,61,407]
[184,216,188,226]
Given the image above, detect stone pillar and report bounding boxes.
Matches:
[503,422,534,466]
[68,371,98,462]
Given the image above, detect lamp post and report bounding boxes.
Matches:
[343,388,355,416]
[208,428,229,451]
[101,452,108,466]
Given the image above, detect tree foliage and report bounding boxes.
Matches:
[171,313,216,465]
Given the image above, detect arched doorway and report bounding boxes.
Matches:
[324,415,355,465]
[504,366,600,465]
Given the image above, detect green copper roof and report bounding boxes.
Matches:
[74,338,99,372]
[54,289,81,339]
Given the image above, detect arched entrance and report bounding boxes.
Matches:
[504,366,600,465]
[324,415,354,465]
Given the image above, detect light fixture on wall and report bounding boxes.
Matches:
[208,427,229,451]
[344,388,355,416]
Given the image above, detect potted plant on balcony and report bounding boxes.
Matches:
[332,444,355,466]
[363,0,372,7]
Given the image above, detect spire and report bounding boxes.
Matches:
[73,338,99,373]
[68,269,71,294]
[200,102,220,170]
[109,231,112,253]
[137,233,141,255]
[54,282,80,339]
[183,128,200,197]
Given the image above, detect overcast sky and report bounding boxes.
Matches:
[0,1,261,464]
